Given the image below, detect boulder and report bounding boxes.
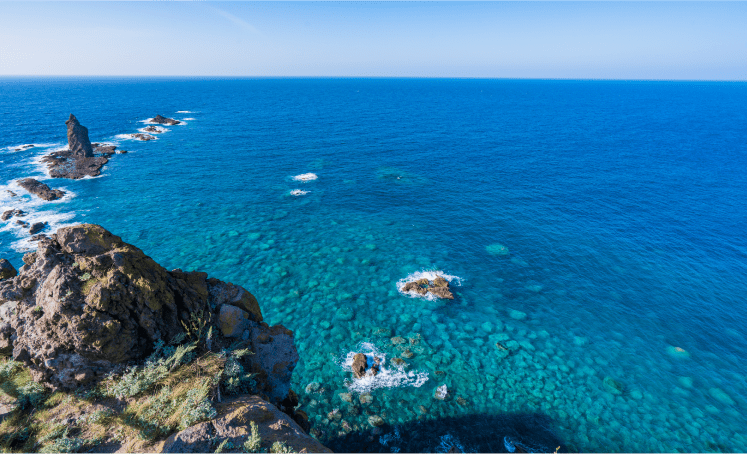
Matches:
[151,115,181,126]
[14,144,34,152]
[401,275,454,299]
[218,304,252,337]
[16,178,66,201]
[1,209,25,221]
[0,224,293,393]
[143,125,164,133]
[351,353,367,379]
[28,222,47,235]
[0,260,16,280]
[65,114,94,158]
[129,133,156,141]
[157,395,331,453]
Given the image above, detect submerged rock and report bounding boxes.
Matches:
[434,384,449,400]
[16,178,66,201]
[486,243,510,256]
[603,376,625,395]
[0,260,16,280]
[40,115,111,179]
[151,114,181,126]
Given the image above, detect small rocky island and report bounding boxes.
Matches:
[16,178,66,201]
[0,224,330,453]
[151,114,181,125]
[40,114,122,179]
[401,275,454,299]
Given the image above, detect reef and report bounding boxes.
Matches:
[0,224,328,452]
[401,275,454,299]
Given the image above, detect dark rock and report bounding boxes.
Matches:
[117,150,129,154]
[5,191,17,197]
[14,144,34,152]
[29,234,48,242]
[401,275,454,299]
[428,286,454,300]
[40,115,110,179]
[28,222,47,235]
[1,209,25,221]
[143,125,164,133]
[151,114,181,126]
[128,133,156,141]
[92,143,117,156]
[0,224,297,394]
[15,220,28,227]
[65,114,94,158]
[0,259,16,280]
[16,178,66,201]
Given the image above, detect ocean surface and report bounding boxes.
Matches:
[1,78,746,453]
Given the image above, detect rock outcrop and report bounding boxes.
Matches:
[40,115,113,179]
[127,133,156,141]
[0,260,16,280]
[16,178,66,201]
[151,115,181,126]
[401,275,454,299]
[351,352,380,379]
[157,395,330,453]
[65,114,94,158]
[1,209,25,221]
[143,125,164,133]
[28,222,47,235]
[0,224,298,400]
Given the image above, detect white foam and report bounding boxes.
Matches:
[137,126,167,134]
[176,111,194,113]
[1,180,78,252]
[140,118,187,126]
[115,133,157,141]
[1,143,59,154]
[396,269,463,300]
[292,173,318,182]
[182,118,196,121]
[290,189,309,196]
[341,342,429,393]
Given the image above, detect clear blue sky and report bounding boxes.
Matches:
[0,2,745,79]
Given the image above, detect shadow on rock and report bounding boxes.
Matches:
[323,412,566,453]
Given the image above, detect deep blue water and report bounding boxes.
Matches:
[1,78,746,452]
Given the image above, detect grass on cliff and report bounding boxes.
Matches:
[0,335,259,453]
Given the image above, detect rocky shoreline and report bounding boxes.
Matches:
[0,224,330,452]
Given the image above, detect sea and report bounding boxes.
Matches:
[1,78,746,453]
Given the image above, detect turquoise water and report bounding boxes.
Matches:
[1,78,746,452]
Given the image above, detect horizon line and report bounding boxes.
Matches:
[1,75,746,83]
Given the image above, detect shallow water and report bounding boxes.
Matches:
[1,78,746,452]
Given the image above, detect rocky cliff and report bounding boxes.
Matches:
[0,224,328,453]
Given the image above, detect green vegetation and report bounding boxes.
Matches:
[0,325,265,453]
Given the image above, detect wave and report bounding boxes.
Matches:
[396,269,463,300]
[292,173,318,182]
[1,142,63,155]
[290,189,309,196]
[341,342,429,393]
[182,118,196,121]
[137,126,167,134]
[176,111,194,113]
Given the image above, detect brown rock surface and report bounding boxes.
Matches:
[40,115,115,179]
[0,260,16,280]
[157,395,330,453]
[151,114,181,125]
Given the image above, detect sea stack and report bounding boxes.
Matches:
[65,114,94,158]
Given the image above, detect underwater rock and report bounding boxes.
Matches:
[486,243,510,256]
[709,388,735,406]
[359,393,373,405]
[509,309,527,320]
[305,382,322,394]
[392,336,406,345]
[339,392,353,403]
[603,376,625,395]
[368,415,385,427]
[1,209,25,221]
[150,114,181,126]
[0,260,17,280]
[40,115,111,179]
[666,345,691,360]
[28,222,47,235]
[16,178,66,201]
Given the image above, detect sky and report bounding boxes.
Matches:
[0,2,745,80]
